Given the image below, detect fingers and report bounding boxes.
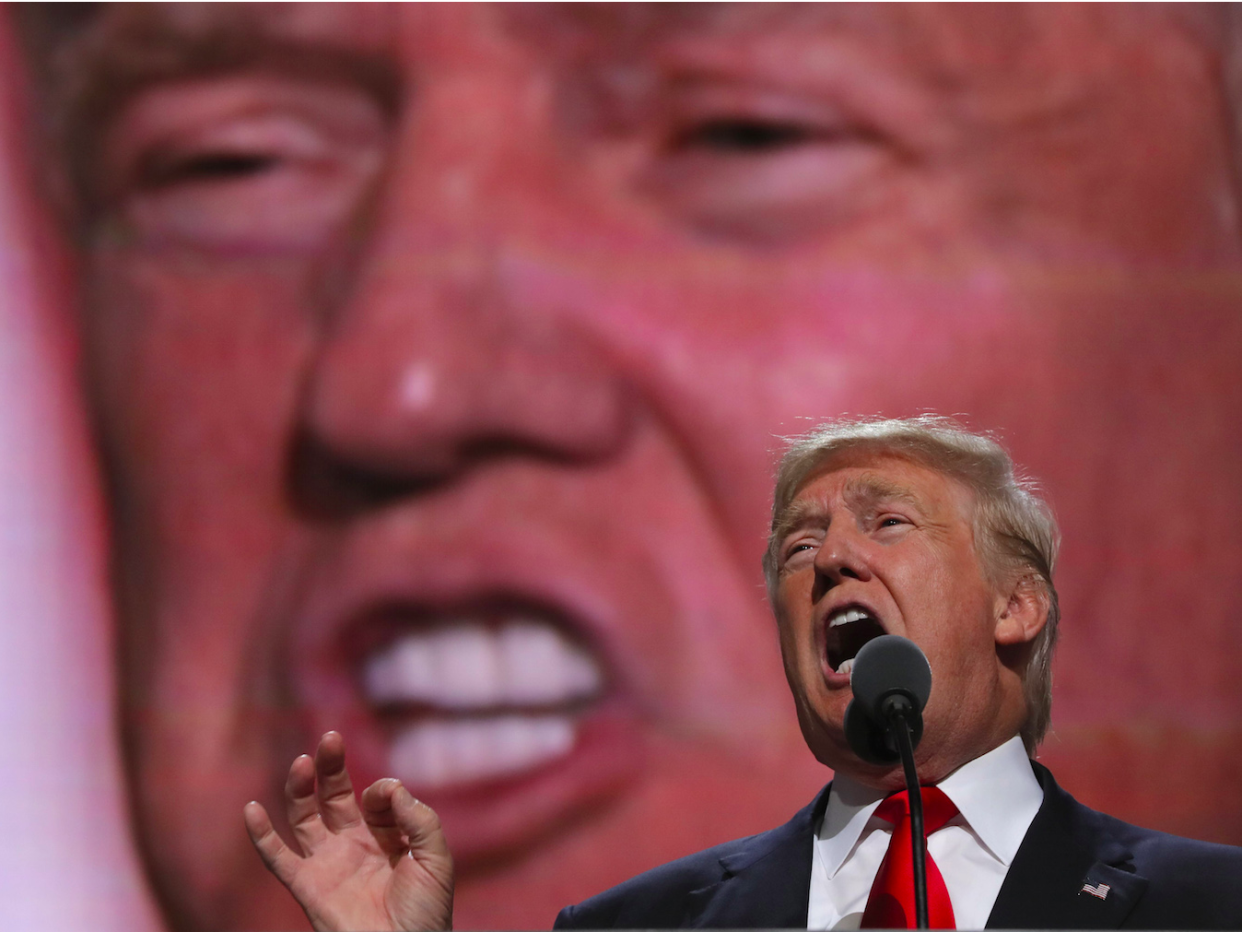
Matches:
[360,778,412,860]
[285,752,329,853]
[251,732,369,868]
[314,731,365,832]
[243,800,302,888]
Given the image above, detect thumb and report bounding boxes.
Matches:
[387,787,455,932]
[394,787,454,887]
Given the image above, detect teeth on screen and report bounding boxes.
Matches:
[837,658,855,675]
[362,620,603,709]
[388,715,576,788]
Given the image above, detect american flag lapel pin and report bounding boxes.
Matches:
[1080,881,1111,900]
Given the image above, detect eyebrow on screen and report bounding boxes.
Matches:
[48,2,875,130]
[40,6,403,146]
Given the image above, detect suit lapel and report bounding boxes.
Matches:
[683,784,831,929]
[987,762,1148,928]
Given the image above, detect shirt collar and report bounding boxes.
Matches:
[936,734,1043,865]
[816,772,887,880]
[816,734,1043,878]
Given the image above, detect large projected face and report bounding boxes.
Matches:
[38,3,1242,931]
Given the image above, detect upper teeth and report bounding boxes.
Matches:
[363,620,603,709]
[829,607,872,628]
[361,620,604,789]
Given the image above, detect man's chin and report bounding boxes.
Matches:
[800,713,908,791]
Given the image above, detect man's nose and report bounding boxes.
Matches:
[299,250,630,485]
[810,524,873,598]
[294,95,631,509]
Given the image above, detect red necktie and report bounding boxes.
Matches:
[860,786,959,929]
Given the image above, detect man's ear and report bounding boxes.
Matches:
[994,575,1049,646]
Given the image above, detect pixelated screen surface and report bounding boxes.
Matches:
[2,5,1240,931]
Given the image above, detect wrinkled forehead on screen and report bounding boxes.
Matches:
[10,4,942,212]
[15,2,723,43]
[9,1,869,176]
[18,4,1231,131]
[12,0,1232,217]
[16,0,1222,150]
[14,4,889,122]
[19,3,1226,91]
[14,3,940,59]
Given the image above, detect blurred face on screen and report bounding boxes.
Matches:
[33,3,1242,931]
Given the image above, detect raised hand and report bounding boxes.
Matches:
[243,732,455,932]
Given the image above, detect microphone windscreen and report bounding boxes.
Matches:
[849,635,932,720]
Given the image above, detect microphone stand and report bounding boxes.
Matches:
[884,695,928,930]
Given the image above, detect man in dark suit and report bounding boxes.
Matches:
[553,763,1242,929]
[244,416,1242,929]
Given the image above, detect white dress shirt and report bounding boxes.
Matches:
[808,736,1044,929]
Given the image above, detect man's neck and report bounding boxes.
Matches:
[828,728,1028,793]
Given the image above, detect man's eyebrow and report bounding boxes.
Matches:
[28,5,402,167]
[774,473,921,541]
[774,499,830,540]
[842,475,922,513]
[769,499,826,563]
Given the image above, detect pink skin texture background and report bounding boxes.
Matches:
[1,6,1241,932]
[0,17,161,931]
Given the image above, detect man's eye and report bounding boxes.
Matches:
[95,76,389,252]
[783,541,818,562]
[877,516,907,529]
[140,151,281,189]
[633,86,903,245]
[672,118,815,154]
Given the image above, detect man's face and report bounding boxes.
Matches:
[48,2,1242,930]
[770,455,1027,787]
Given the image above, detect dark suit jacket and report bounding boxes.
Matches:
[554,763,1242,929]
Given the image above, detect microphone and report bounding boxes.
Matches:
[843,635,934,930]
[844,635,932,764]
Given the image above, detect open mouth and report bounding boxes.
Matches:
[359,611,606,789]
[824,605,886,675]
